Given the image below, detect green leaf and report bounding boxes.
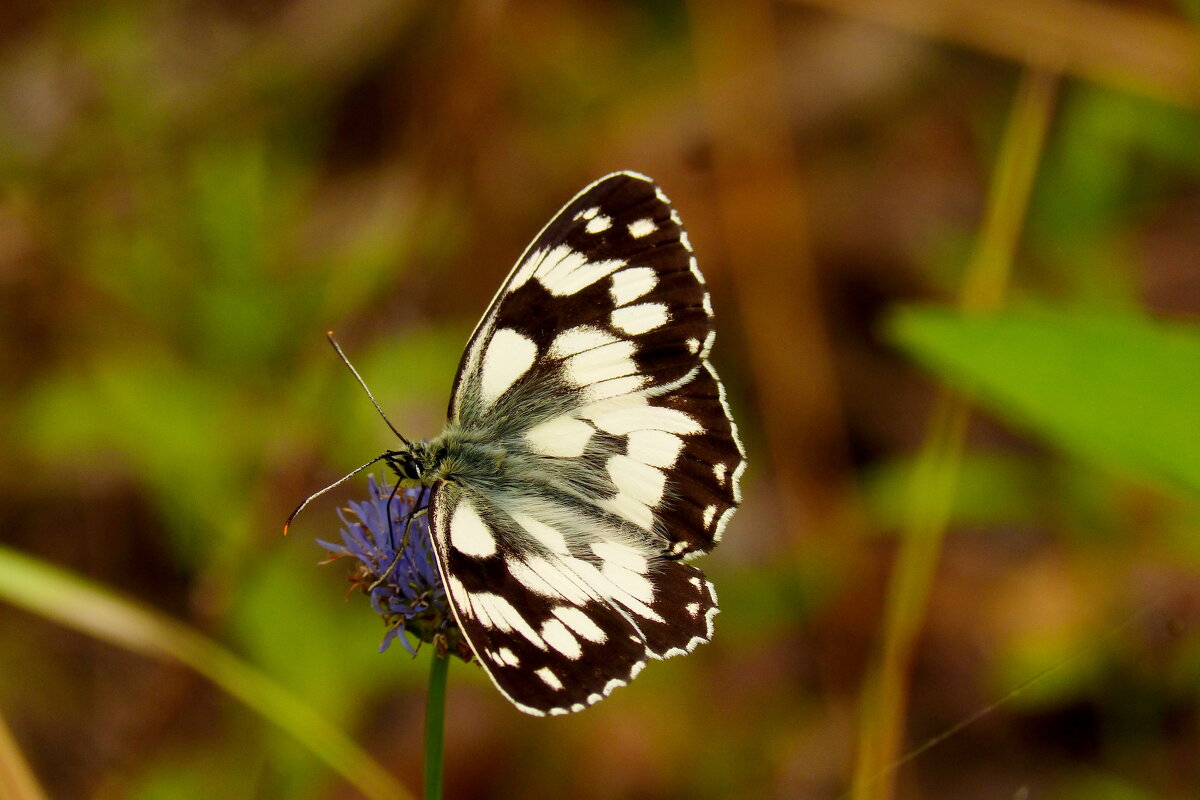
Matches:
[887,307,1200,497]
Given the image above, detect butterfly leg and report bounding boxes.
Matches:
[369,500,430,590]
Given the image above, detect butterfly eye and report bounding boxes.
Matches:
[384,451,418,481]
[399,454,423,481]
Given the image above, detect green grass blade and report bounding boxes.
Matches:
[0,707,49,800]
[0,545,412,800]
[851,67,1058,800]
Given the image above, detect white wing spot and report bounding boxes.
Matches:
[552,606,607,643]
[536,667,564,690]
[550,325,617,359]
[585,214,612,234]
[507,556,570,600]
[601,493,653,530]
[510,513,571,554]
[713,462,728,483]
[471,593,546,649]
[576,206,600,221]
[611,302,669,336]
[687,337,701,354]
[563,556,663,621]
[627,430,684,468]
[479,328,536,407]
[519,555,593,604]
[497,647,520,667]
[540,618,583,659]
[450,496,497,557]
[627,218,657,238]
[607,455,666,507]
[610,267,657,306]
[563,340,637,389]
[525,415,594,457]
[447,575,470,613]
[551,328,646,399]
[591,540,649,574]
[703,504,718,528]
[686,602,700,617]
[583,397,702,436]
[601,561,655,604]
[527,244,625,296]
[581,375,647,404]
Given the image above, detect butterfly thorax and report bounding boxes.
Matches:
[383,429,510,491]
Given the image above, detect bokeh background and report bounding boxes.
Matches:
[2,1,1199,798]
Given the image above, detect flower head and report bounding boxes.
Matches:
[319,474,468,659]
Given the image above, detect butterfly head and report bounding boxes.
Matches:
[384,443,429,485]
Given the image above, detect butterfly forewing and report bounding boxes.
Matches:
[428,172,745,716]
[450,172,712,421]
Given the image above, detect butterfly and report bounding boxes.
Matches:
[292,172,745,716]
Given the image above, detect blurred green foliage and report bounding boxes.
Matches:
[1,2,1199,799]
[889,307,1200,495]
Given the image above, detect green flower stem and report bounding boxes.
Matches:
[424,653,450,800]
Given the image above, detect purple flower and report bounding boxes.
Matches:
[319,475,467,658]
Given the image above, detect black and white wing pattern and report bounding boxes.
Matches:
[427,172,745,716]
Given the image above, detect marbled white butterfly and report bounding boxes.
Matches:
[293,172,745,716]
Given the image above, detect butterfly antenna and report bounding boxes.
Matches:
[326,331,412,447]
[283,453,388,535]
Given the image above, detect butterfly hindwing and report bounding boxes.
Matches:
[647,360,744,555]
[429,481,719,715]
[428,172,745,715]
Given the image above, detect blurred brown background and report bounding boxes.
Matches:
[2,1,1199,798]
